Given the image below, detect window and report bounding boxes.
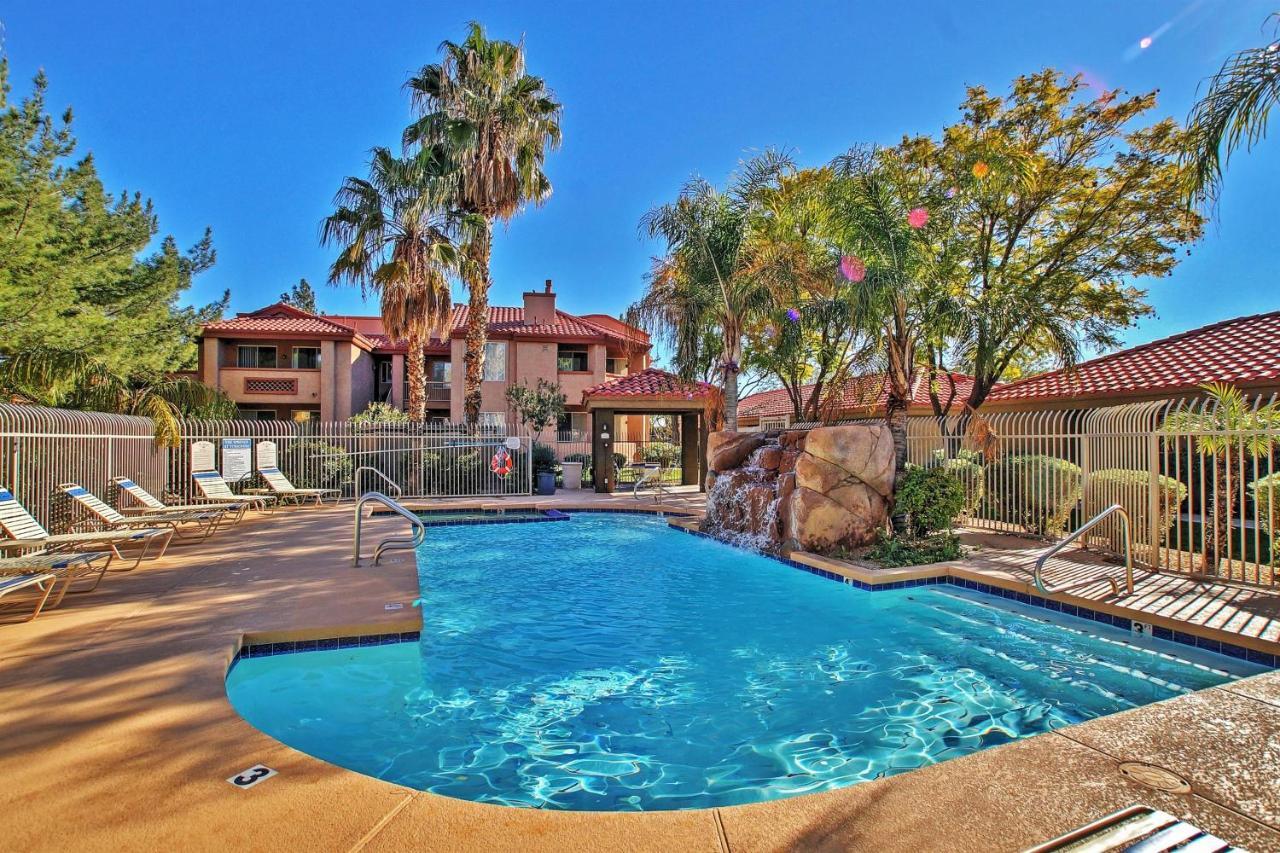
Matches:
[430,360,452,384]
[479,411,507,431]
[237,408,277,421]
[482,342,507,381]
[558,345,589,372]
[606,357,628,375]
[557,411,588,437]
[237,345,277,368]
[291,347,321,369]
[760,416,790,431]
[378,360,393,384]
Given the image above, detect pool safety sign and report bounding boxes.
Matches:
[190,440,216,472]
[221,438,253,484]
[227,764,276,789]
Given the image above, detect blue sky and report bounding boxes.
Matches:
[4,0,1277,358]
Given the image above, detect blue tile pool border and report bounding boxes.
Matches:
[235,631,421,662]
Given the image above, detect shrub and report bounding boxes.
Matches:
[641,441,681,467]
[282,440,353,490]
[866,532,962,568]
[986,454,1082,537]
[348,401,409,425]
[895,465,966,537]
[531,442,559,474]
[1088,468,1188,544]
[933,449,985,516]
[1250,472,1280,536]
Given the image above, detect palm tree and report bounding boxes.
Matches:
[1164,383,1280,574]
[0,348,235,446]
[403,22,562,427]
[1181,14,1280,208]
[633,152,791,430]
[321,149,459,422]
[823,146,952,486]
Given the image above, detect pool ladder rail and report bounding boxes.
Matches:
[353,490,425,567]
[1033,503,1147,597]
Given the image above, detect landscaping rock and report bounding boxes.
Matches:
[707,431,767,473]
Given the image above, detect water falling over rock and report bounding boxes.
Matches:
[702,425,895,554]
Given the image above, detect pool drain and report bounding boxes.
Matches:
[1118,761,1191,794]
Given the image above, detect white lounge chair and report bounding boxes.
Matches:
[191,470,277,514]
[0,572,56,622]
[255,466,340,506]
[0,486,171,571]
[60,483,225,543]
[0,550,114,613]
[111,477,248,526]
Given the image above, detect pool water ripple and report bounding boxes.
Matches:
[226,514,1265,810]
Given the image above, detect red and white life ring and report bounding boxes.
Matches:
[490,448,513,477]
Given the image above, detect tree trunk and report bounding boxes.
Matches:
[722,336,742,432]
[885,395,909,494]
[407,335,427,422]
[462,220,493,429]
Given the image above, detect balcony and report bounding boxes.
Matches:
[426,381,451,403]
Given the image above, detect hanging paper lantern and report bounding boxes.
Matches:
[972,161,990,179]
[907,207,929,229]
[839,255,866,282]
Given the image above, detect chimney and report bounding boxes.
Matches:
[523,279,556,325]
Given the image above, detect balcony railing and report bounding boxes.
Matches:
[426,381,450,402]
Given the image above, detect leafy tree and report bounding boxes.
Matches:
[322,149,460,422]
[403,22,562,428]
[0,57,228,386]
[632,151,791,430]
[922,71,1203,411]
[1164,383,1280,573]
[280,278,318,313]
[1181,14,1280,209]
[505,378,565,443]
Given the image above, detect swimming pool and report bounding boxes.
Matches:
[226,513,1266,811]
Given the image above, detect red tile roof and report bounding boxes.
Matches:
[584,368,715,401]
[987,311,1280,404]
[202,302,647,353]
[739,372,977,420]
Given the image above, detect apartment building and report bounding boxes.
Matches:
[196,281,651,427]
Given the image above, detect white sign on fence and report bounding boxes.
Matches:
[191,440,216,473]
[256,440,278,470]
[221,438,254,483]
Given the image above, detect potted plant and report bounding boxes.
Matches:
[532,442,558,495]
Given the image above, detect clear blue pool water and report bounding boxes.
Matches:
[226,514,1264,811]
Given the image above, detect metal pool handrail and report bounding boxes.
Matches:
[355,465,402,499]
[1034,503,1134,597]
[353,491,424,567]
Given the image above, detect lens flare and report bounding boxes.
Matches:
[972,161,990,179]
[908,207,929,229]
[840,255,866,282]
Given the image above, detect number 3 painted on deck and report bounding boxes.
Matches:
[227,764,277,789]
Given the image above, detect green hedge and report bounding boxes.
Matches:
[937,452,985,516]
[896,465,966,537]
[1089,468,1187,544]
[1250,472,1280,536]
[986,454,1082,537]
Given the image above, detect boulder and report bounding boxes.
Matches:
[803,424,895,498]
[707,431,768,473]
[754,446,782,471]
[787,486,887,552]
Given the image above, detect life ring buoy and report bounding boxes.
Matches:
[490,448,513,477]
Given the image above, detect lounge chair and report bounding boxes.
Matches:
[111,477,248,526]
[0,550,114,613]
[191,470,277,514]
[255,466,340,506]
[60,483,225,543]
[0,572,56,622]
[0,486,171,571]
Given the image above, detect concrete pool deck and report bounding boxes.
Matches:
[2,500,1279,852]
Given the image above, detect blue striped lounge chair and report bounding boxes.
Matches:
[191,471,277,514]
[111,477,247,526]
[0,486,171,571]
[60,483,225,543]
[256,466,340,506]
[0,551,113,616]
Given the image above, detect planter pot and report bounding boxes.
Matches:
[561,461,583,490]
[536,471,557,495]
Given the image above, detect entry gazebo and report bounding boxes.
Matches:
[581,368,716,493]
